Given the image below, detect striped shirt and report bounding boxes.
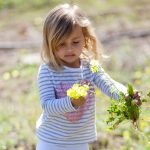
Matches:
[36,60,126,145]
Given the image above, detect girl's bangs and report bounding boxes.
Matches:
[54,19,76,49]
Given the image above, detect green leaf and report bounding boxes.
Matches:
[147,92,150,97]
[127,83,134,97]
[142,98,147,102]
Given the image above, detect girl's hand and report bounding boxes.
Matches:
[133,91,142,106]
[71,96,87,108]
[125,90,142,106]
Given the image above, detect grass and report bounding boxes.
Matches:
[0,62,40,149]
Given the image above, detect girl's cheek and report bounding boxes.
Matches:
[75,43,83,49]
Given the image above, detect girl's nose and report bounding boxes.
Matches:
[66,44,73,52]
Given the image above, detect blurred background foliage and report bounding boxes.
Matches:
[0,0,150,150]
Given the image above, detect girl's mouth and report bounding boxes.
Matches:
[65,54,75,57]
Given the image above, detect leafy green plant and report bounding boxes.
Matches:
[106,83,149,130]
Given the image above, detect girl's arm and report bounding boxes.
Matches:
[92,67,127,100]
[37,64,76,116]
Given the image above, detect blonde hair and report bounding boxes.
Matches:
[42,3,102,70]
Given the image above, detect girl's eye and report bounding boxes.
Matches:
[73,41,80,44]
[58,43,65,47]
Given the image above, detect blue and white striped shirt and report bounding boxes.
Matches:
[36,60,126,145]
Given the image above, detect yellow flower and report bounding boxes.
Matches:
[90,60,100,73]
[67,83,90,99]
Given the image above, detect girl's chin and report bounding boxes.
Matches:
[62,59,80,68]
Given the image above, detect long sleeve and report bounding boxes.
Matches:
[92,67,127,100]
[37,64,76,116]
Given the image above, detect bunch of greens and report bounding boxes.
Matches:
[106,83,149,130]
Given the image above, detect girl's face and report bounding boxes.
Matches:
[54,25,85,68]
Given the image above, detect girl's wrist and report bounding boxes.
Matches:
[71,99,79,109]
[71,97,86,108]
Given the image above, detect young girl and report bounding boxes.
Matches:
[36,3,133,150]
